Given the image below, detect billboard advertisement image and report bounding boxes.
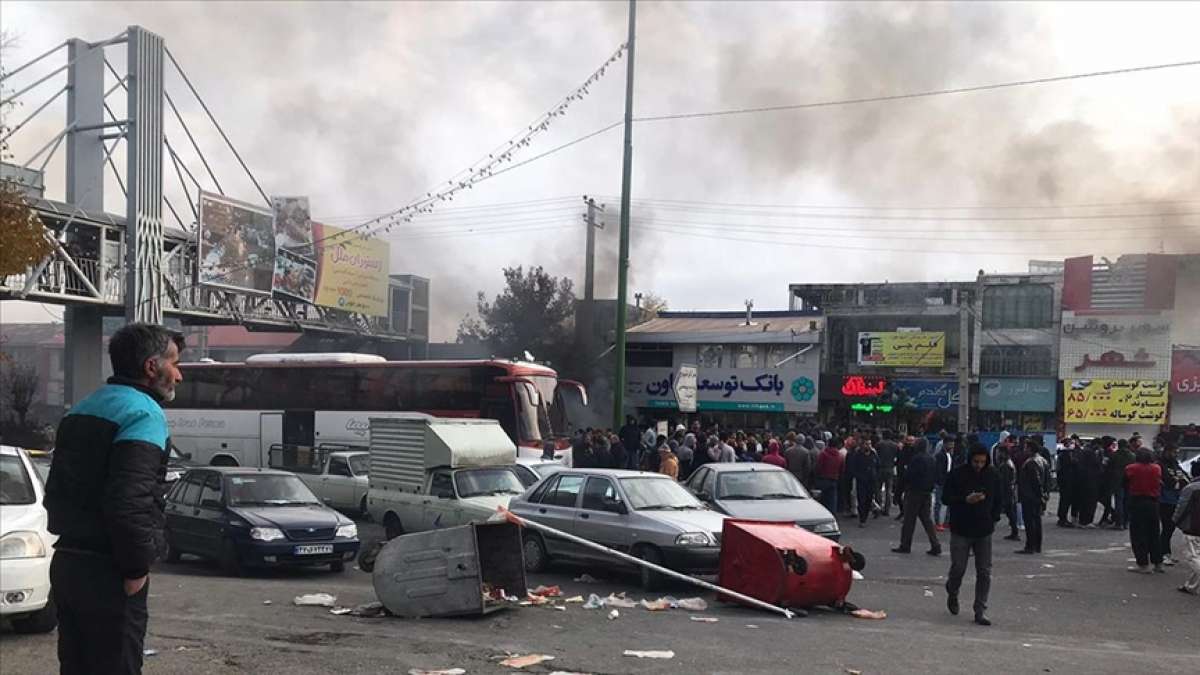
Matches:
[1064,379,1168,425]
[312,222,390,317]
[198,191,275,294]
[272,248,318,303]
[857,331,945,368]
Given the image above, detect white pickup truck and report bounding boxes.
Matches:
[269,446,371,515]
[366,415,525,540]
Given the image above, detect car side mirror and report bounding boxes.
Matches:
[603,499,628,515]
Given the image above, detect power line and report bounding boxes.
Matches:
[632,58,1200,123]
[311,195,580,221]
[616,202,1200,223]
[626,215,1200,236]
[608,195,1200,213]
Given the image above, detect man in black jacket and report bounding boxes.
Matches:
[892,446,942,555]
[1016,438,1050,554]
[943,444,1003,626]
[45,323,184,674]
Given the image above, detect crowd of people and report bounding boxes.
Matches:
[561,418,1200,605]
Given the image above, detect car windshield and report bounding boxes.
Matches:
[620,476,705,510]
[718,470,809,500]
[0,455,37,505]
[348,454,370,475]
[29,456,52,485]
[226,474,319,506]
[454,467,526,498]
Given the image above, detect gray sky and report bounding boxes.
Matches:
[3,1,1199,339]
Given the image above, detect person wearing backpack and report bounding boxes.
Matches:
[1173,461,1200,595]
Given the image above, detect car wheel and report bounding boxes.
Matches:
[383,513,404,541]
[633,545,665,592]
[219,539,244,577]
[522,532,550,574]
[164,531,182,563]
[330,560,346,573]
[11,596,57,634]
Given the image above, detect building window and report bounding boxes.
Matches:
[732,345,759,369]
[627,344,673,368]
[980,345,1054,376]
[390,288,411,333]
[697,345,724,368]
[982,284,1053,329]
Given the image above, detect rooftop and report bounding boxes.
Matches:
[629,310,822,344]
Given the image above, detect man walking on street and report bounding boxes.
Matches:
[1125,447,1164,574]
[997,445,1020,541]
[1173,462,1200,595]
[933,438,953,532]
[892,442,941,556]
[1158,442,1189,567]
[44,323,185,675]
[943,444,1002,626]
[876,431,899,517]
[1016,439,1049,554]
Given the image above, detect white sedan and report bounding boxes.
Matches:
[0,445,57,633]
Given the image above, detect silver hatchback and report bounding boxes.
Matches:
[509,468,726,590]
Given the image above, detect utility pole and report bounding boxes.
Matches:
[612,0,637,430]
[957,300,970,433]
[583,196,602,302]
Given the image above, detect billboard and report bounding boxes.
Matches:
[891,379,959,410]
[198,191,276,294]
[1058,311,1172,381]
[857,331,945,368]
[1171,349,1200,398]
[312,222,390,317]
[979,377,1057,412]
[627,365,819,413]
[1063,379,1168,425]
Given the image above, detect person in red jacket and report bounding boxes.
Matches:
[813,437,846,514]
[1125,448,1164,574]
[761,439,787,469]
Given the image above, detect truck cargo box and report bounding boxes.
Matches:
[369,415,517,492]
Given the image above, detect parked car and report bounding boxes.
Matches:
[0,445,57,633]
[163,467,360,575]
[271,448,370,516]
[684,463,841,541]
[513,457,565,488]
[24,449,52,485]
[164,443,196,491]
[509,468,727,590]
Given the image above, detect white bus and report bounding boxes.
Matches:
[164,353,587,467]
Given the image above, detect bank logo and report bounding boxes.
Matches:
[790,377,815,402]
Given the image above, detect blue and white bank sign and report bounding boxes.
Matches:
[627,367,819,413]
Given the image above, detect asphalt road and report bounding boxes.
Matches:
[3,503,1198,675]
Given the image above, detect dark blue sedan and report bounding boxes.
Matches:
[163,467,360,575]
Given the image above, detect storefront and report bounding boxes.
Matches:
[831,374,959,433]
[977,377,1058,432]
[626,366,819,431]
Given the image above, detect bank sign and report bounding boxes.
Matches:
[627,367,819,413]
[978,378,1057,412]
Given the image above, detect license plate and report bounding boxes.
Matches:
[294,544,333,555]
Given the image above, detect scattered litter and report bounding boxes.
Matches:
[142,649,158,657]
[293,593,337,607]
[606,593,637,608]
[689,616,719,623]
[850,608,887,620]
[1041,564,1055,569]
[530,585,562,597]
[573,573,599,583]
[549,672,592,675]
[350,601,388,618]
[640,598,672,611]
[1131,593,1138,598]
[746,624,759,629]
[262,600,272,605]
[564,595,585,604]
[623,650,675,660]
[845,669,862,675]
[409,670,466,675]
[582,594,605,609]
[553,606,566,612]
[174,646,191,652]
[852,571,865,581]
[1022,644,1032,648]
[483,583,520,606]
[675,597,708,611]
[1024,575,1036,579]
[525,592,553,606]
[518,601,533,607]
[923,590,934,598]
[329,607,353,615]
[608,609,620,620]
[500,654,555,669]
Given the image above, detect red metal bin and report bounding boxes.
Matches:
[718,519,864,610]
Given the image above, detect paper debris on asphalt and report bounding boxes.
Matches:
[640,597,672,611]
[500,654,555,668]
[573,574,599,583]
[852,571,865,581]
[746,625,759,629]
[845,669,862,675]
[548,672,593,675]
[582,594,605,609]
[350,601,388,618]
[525,592,553,606]
[608,609,620,620]
[564,595,584,604]
[623,650,675,659]
[1022,644,1032,648]
[408,669,467,675]
[850,608,887,620]
[606,593,637,608]
[293,593,337,607]
[142,649,158,657]
[262,600,272,605]
[329,607,353,615]
[553,605,566,612]
[1042,564,1055,568]
[675,597,708,611]
[530,585,562,597]
[923,589,934,598]
[689,616,719,623]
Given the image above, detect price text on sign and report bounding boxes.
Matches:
[1063,380,1167,424]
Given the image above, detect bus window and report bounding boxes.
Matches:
[515,382,542,444]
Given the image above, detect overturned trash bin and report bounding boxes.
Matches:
[372,521,527,618]
[718,519,865,610]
